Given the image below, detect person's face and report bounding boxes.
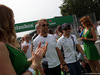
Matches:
[63,26,71,35]
[25,36,30,42]
[81,22,87,28]
[40,21,49,33]
[81,22,85,27]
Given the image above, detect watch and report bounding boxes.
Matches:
[83,54,86,57]
[27,67,35,75]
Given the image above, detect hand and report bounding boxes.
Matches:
[79,37,85,41]
[35,42,48,56]
[60,65,64,71]
[84,56,88,63]
[22,45,29,54]
[30,42,48,70]
[63,65,70,72]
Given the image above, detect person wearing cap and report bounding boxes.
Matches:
[33,19,69,75]
[32,23,40,41]
[57,23,88,75]
[31,23,40,53]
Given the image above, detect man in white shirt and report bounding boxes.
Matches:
[97,21,100,39]
[54,29,59,39]
[97,21,100,49]
[21,34,32,59]
[33,19,69,75]
[57,23,88,75]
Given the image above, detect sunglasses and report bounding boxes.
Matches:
[25,37,30,39]
[42,24,49,27]
[64,26,71,31]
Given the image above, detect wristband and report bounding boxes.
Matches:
[83,54,86,57]
[62,63,66,66]
[27,67,35,75]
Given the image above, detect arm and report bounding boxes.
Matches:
[31,43,33,54]
[80,27,97,42]
[86,27,97,41]
[56,47,69,72]
[56,47,65,65]
[76,44,85,55]
[23,42,48,75]
[27,40,38,64]
[0,42,48,75]
[21,45,29,54]
[38,65,45,75]
[0,42,16,75]
[76,44,88,63]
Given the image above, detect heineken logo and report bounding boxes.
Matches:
[15,23,34,30]
[49,22,56,25]
[49,20,52,22]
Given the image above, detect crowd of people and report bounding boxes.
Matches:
[0,4,100,75]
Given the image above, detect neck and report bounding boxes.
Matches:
[63,33,70,38]
[26,41,30,43]
[86,26,91,29]
[40,33,47,37]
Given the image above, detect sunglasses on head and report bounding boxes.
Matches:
[64,26,71,31]
[42,24,49,27]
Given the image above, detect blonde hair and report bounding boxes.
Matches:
[24,34,29,38]
[38,19,47,26]
[0,4,19,47]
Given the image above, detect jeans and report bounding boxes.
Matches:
[44,65,61,75]
[63,61,82,75]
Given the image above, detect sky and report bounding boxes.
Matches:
[0,0,63,37]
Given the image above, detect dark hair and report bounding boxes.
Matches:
[48,29,53,34]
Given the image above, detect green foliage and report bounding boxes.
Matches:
[60,0,100,20]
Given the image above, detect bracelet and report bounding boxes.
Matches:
[27,67,35,75]
[83,54,86,57]
[62,63,66,66]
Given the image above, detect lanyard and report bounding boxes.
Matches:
[71,36,77,60]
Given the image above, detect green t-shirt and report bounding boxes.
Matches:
[5,44,30,75]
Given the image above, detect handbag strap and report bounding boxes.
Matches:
[71,35,77,60]
[61,45,65,59]
[71,36,76,50]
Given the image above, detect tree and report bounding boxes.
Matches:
[60,0,100,20]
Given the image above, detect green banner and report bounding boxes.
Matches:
[47,16,74,27]
[15,16,74,33]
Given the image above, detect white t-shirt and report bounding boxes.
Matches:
[57,34,79,64]
[21,42,32,59]
[54,33,58,39]
[97,25,100,35]
[33,34,60,68]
